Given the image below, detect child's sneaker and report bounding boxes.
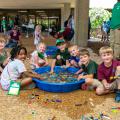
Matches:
[81,84,89,90]
[115,89,120,102]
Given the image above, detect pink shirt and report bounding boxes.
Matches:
[98,60,120,83]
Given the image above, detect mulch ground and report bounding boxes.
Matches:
[0,34,119,120]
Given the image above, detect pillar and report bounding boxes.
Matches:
[61,3,71,28]
[74,0,89,46]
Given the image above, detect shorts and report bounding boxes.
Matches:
[92,79,118,91]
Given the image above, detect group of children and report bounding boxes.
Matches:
[0,33,120,103]
[31,38,120,102]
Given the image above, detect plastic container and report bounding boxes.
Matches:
[33,66,85,92]
[46,46,58,56]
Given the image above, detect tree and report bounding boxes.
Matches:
[89,8,111,29]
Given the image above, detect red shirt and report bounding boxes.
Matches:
[63,27,71,37]
[10,31,21,41]
[98,60,120,83]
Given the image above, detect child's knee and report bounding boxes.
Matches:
[96,88,104,95]
[85,78,93,84]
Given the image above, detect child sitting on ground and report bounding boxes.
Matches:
[0,37,10,74]
[77,49,98,90]
[30,42,48,69]
[68,45,80,67]
[50,39,70,73]
[96,46,120,102]
[34,25,44,48]
[0,45,43,90]
[68,45,82,74]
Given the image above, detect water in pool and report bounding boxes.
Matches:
[40,72,78,83]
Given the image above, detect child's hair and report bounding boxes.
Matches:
[0,36,6,43]
[99,46,113,55]
[68,45,79,52]
[35,25,41,31]
[10,45,27,60]
[38,42,46,48]
[80,49,90,56]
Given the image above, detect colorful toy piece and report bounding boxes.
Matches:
[8,81,21,95]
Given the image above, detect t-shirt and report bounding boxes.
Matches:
[34,31,41,45]
[0,59,26,90]
[69,56,80,63]
[31,50,47,65]
[53,48,70,65]
[10,31,21,41]
[81,60,98,78]
[63,27,71,38]
[98,60,120,83]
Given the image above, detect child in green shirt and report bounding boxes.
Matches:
[0,37,10,74]
[78,49,98,90]
[50,39,70,73]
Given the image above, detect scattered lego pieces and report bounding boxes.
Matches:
[111,109,119,113]
[45,98,62,103]
[48,116,56,120]
[89,102,94,107]
[81,113,111,120]
[51,116,56,120]
[25,115,33,120]
[111,107,120,110]
[28,93,40,100]
[89,98,93,102]
[75,101,87,106]
[75,103,82,106]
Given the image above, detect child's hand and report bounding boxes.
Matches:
[50,70,54,74]
[75,71,79,75]
[78,61,82,66]
[56,55,61,60]
[103,83,111,90]
[77,75,84,80]
[70,60,75,65]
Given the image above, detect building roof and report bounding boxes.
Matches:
[0,0,117,9]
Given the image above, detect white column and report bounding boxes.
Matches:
[61,3,71,28]
[74,0,89,46]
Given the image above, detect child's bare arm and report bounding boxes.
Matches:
[101,79,110,90]
[0,66,3,72]
[116,66,120,76]
[66,60,70,67]
[50,59,56,73]
[22,71,43,80]
[3,57,10,66]
[44,57,49,66]
[75,69,83,75]
[78,74,93,80]
[34,55,39,68]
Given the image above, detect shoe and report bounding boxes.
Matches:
[115,89,120,102]
[81,84,89,90]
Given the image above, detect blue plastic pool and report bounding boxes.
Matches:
[46,46,58,56]
[33,66,85,92]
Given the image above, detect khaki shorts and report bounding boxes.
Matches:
[92,79,118,91]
